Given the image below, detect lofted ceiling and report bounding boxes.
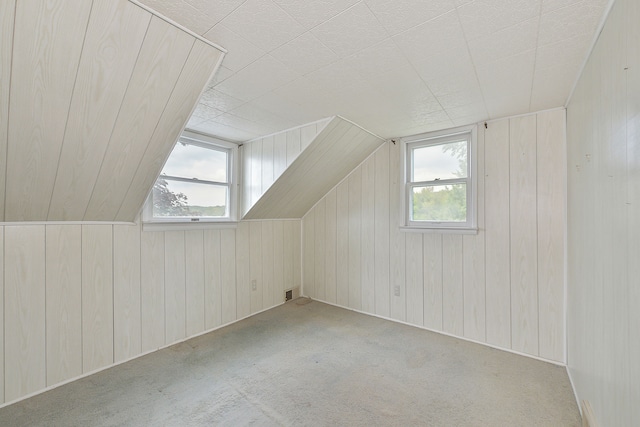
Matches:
[140,0,611,141]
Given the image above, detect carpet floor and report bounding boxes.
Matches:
[0,298,581,426]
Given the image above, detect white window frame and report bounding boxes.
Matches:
[142,129,239,229]
[402,124,477,232]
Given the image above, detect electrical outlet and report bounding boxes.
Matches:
[394,285,400,297]
[251,279,257,291]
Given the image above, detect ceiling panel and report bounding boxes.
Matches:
[139,0,611,140]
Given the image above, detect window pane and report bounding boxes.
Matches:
[162,143,228,182]
[153,179,228,217]
[411,183,467,222]
[412,140,467,182]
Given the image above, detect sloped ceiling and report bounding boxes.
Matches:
[140,0,611,141]
[243,116,385,219]
[0,0,224,222]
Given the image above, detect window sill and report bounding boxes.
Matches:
[399,226,478,235]
[142,221,238,232]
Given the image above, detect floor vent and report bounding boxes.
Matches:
[285,289,293,301]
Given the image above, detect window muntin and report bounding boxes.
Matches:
[405,127,475,229]
[149,131,236,223]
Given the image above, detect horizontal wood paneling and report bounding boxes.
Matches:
[302,112,566,363]
[0,219,298,404]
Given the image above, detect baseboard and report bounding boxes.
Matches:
[581,400,598,427]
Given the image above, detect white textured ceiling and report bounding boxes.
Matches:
[140,0,610,141]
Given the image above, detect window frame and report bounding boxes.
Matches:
[402,124,477,232]
[142,129,238,228]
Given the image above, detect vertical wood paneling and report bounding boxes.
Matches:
[236,222,251,318]
[274,133,287,178]
[286,128,301,167]
[374,143,390,317]
[220,229,237,324]
[242,145,252,216]
[83,17,194,220]
[0,0,16,220]
[405,233,424,326]
[300,123,316,151]
[5,0,92,220]
[45,225,82,387]
[262,136,274,192]
[389,139,406,322]
[324,189,338,304]
[5,226,46,401]
[537,110,565,362]
[164,231,186,344]
[336,181,349,306]
[204,230,222,329]
[463,127,486,342]
[113,224,142,363]
[361,156,375,312]
[348,169,362,310]
[262,221,275,307]
[303,210,315,297]
[314,200,326,301]
[249,222,263,314]
[272,221,285,303]
[510,115,539,355]
[251,141,263,208]
[442,235,463,336]
[283,220,294,291]
[141,231,165,352]
[423,234,443,330]
[185,230,205,337]
[81,225,113,373]
[292,220,302,289]
[117,41,223,221]
[0,227,3,402]
[48,1,150,220]
[484,119,511,349]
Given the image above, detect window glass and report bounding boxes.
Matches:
[411,184,467,222]
[153,179,227,218]
[161,142,228,183]
[412,140,467,182]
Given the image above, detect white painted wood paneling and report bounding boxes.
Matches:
[113,224,142,363]
[5,0,92,220]
[141,230,165,352]
[292,220,302,290]
[0,0,16,221]
[220,228,237,324]
[374,143,390,317]
[236,222,251,319]
[405,233,424,326]
[204,230,222,329]
[361,156,376,312]
[45,225,82,387]
[324,189,338,304]
[314,200,326,301]
[348,169,362,310]
[0,227,3,403]
[250,141,263,209]
[389,138,406,322]
[262,136,274,193]
[536,109,565,362]
[484,119,511,349]
[82,225,114,373]
[272,221,285,303]
[336,180,349,307]
[48,1,150,220]
[442,235,463,336]
[303,209,315,297]
[283,220,295,292]
[4,226,46,401]
[274,133,287,179]
[463,126,486,342]
[84,17,195,221]
[117,40,223,221]
[286,127,301,167]
[185,230,205,337]
[164,230,186,344]
[509,115,539,356]
[423,234,443,330]
[249,221,263,313]
[262,220,275,307]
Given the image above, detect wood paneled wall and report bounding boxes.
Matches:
[242,119,330,217]
[566,0,639,424]
[302,110,566,363]
[0,0,224,222]
[0,220,301,405]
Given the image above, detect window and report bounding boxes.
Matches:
[404,125,476,231]
[144,130,237,224]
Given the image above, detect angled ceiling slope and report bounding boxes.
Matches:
[0,0,224,222]
[243,116,385,219]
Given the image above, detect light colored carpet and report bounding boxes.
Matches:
[0,299,581,426]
